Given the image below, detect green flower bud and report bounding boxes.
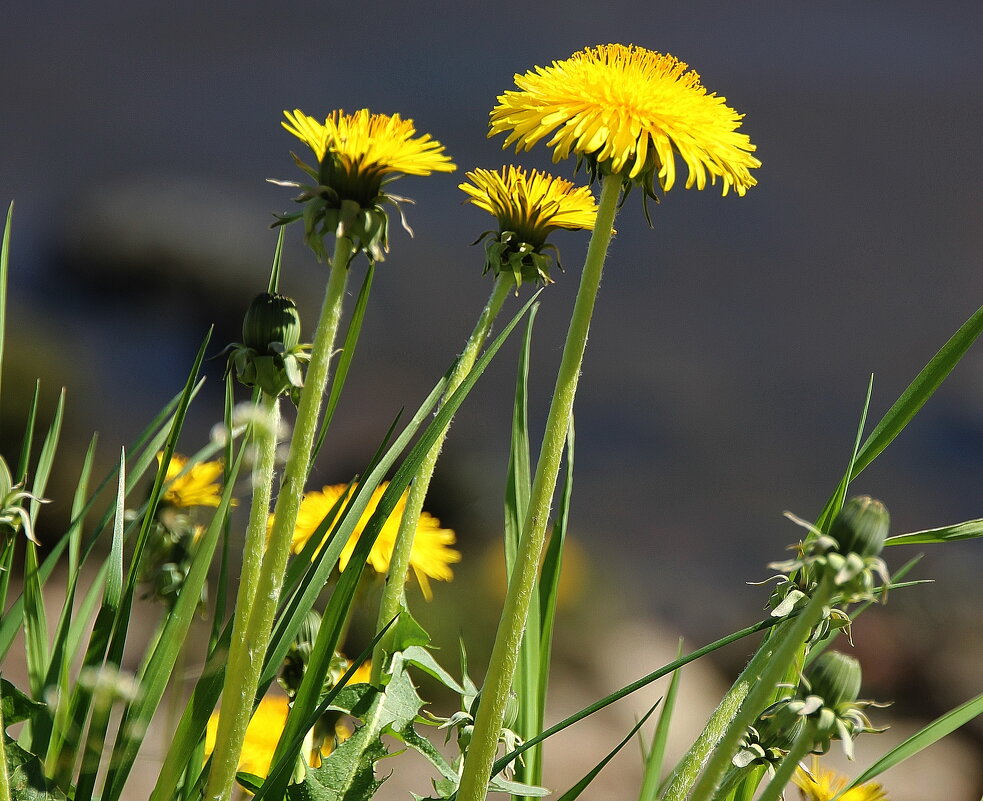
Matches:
[242,292,301,353]
[502,689,519,730]
[828,495,889,557]
[806,651,862,708]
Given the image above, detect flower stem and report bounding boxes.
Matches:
[0,696,10,801]
[456,172,621,801]
[678,577,834,801]
[753,722,815,801]
[371,273,513,680]
[203,236,354,801]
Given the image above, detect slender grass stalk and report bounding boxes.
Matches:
[456,172,621,801]
[371,272,513,680]
[678,577,834,801]
[203,235,355,801]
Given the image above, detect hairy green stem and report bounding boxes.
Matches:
[204,237,354,801]
[456,173,621,801]
[0,696,9,801]
[371,273,513,680]
[754,723,815,801]
[681,577,834,801]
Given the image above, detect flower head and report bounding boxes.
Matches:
[158,452,223,509]
[794,758,888,801]
[460,166,597,287]
[277,109,455,261]
[292,482,460,600]
[489,44,759,197]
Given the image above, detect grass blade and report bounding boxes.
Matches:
[0,201,11,420]
[638,640,684,801]
[886,518,983,546]
[556,702,660,801]
[309,261,375,470]
[490,615,783,779]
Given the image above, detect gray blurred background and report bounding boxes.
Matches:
[3,0,983,794]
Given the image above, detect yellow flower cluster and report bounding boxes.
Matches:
[292,482,460,601]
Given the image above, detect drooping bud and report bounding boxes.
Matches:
[806,651,862,708]
[242,292,301,352]
[828,496,889,558]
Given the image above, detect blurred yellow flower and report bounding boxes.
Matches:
[292,482,460,600]
[460,166,597,245]
[282,108,455,186]
[158,452,223,509]
[205,695,292,780]
[794,759,888,801]
[489,43,759,196]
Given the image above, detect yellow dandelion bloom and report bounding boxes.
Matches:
[292,482,460,601]
[460,166,597,245]
[283,108,455,186]
[794,759,889,801]
[489,43,760,196]
[158,452,223,509]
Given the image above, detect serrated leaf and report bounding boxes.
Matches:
[4,736,68,801]
[400,646,464,694]
[1,678,45,726]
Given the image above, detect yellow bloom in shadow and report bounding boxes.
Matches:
[489,43,760,196]
[205,696,293,781]
[292,482,460,600]
[794,758,888,801]
[460,166,597,245]
[158,452,223,509]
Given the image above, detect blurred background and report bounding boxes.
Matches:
[2,0,983,797]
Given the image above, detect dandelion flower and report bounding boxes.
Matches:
[283,108,455,186]
[461,166,597,243]
[158,452,223,509]
[292,482,460,600]
[794,759,888,801]
[489,43,760,197]
[205,695,341,781]
[460,165,597,286]
[278,109,455,261]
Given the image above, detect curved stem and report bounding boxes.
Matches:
[203,237,354,801]
[456,173,621,801]
[371,273,512,680]
[754,723,815,801]
[681,576,834,801]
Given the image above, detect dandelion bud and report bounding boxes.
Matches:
[828,496,889,557]
[502,689,519,730]
[806,651,862,708]
[242,293,301,353]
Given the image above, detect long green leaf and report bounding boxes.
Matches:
[638,640,683,801]
[309,261,375,470]
[101,450,244,801]
[886,518,983,546]
[23,388,66,697]
[489,615,783,779]
[261,292,541,801]
[0,201,11,420]
[556,703,660,801]
[838,690,983,795]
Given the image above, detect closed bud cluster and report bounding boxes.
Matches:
[226,292,310,401]
[806,651,862,708]
[828,495,889,558]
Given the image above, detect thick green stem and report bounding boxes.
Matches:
[371,273,513,680]
[456,173,621,801]
[679,577,834,801]
[203,237,354,801]
[0,696,10,801]
[753,723,815,801]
